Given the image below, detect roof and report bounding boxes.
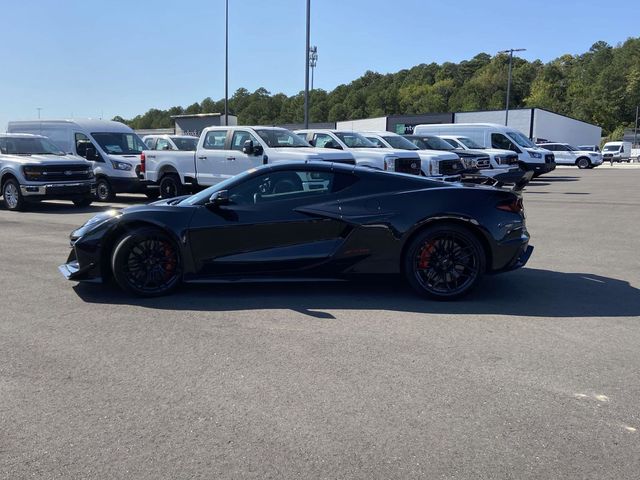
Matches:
[8,118,133,132]
[0,133,44,138]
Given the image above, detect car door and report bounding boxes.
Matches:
[187,168,356,276]
[196,129,229,185]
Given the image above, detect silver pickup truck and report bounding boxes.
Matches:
[0,134,96,211]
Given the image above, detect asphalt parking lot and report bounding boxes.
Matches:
[2,166,640,479]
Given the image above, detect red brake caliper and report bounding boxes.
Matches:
[418,241,435,269]
[161,241,176,280]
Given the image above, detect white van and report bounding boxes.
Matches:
[601,141,632,163]
[413,123,556,176]
[7,119,155,201]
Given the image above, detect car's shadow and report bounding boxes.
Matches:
[73,268,640,319]
[0,195,149,214]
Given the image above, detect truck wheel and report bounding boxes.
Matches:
[2,178,26,211]
[576,157,591,169]
[159,174,184,199]
[73,197,93,208]
[95,178,115,202]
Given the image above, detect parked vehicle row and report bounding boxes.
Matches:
[8,119,156,202]
[0,133,95,211]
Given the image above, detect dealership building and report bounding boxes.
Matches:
[336,108,602,147]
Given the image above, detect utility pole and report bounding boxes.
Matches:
[303,0,310,128]
[310,46,318,91]
[634,105,639,149]
[498,48,526,126]
[224,0,229,126]
[36,107,42,119]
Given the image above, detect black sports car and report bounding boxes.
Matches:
[59,162,533,300]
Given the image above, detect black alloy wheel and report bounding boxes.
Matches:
[95,178,115,202]
[111,228,182,296]
[159,174,183,199]
[404,224,485,300]
[576,157,591,169]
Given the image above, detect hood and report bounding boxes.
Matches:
[453,149,489,158]
[0,153,91,166]
[268,147,354,161]
[483,148,516,156]
[415,150,459,161]
[349,148,419,159]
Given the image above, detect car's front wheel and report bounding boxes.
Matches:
[576,157,591,169]
[2,178,26,211]
[159,174,184,199]
[95,178,115,202]
[404,224,485,300]
[111,227,182,296]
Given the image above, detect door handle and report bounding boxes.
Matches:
[197,156,207,160]
[147,154,156,158]
[226,157,236,161]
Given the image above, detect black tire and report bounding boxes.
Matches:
[159,174,184,199]
[145,190,160,200]
[2,178,26,211]
[95,178,115,202]
[576,157,591,169]
[73,197,93,208]
[403,224,486,300]
[111,227,182,296]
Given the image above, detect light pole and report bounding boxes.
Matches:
[224,0,229,126]
[36,107,42,119]
[634,105,639,149]
[303,0,310,128]
[309,46,318,91]
[498,48,526,126]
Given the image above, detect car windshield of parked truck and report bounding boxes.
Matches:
[603,145,620,151]
[506,131,536,149]
[457,137,484,149]
[334,132,377,148]
[91,132,147,155]
[255,129,311,148]
[171,137,198,151]
[415,136,455,151]
[381,135,419,150]
[0,136,65,155]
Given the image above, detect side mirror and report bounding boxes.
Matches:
[253,144,263,156]
[242,139,254,155]
[85,146,100,161]
[207,189,230,207]
[308,138,316,146]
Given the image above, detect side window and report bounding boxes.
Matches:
[621,146,624,152]
[75,132,91,156]
[491,133,518,152]
[313,133,338,149]
[228,170,356,205]
[144,137,157,149]
[203,130,228,150]
[156,138,172,150]
[365,137,385,147]
[231,131,260,151]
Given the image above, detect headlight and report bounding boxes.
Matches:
[589,153,600,157]
[110,160,133,171]
[383,156,398,171]
[528,151,542,159]
[22,166,44,181]
[83,210,121,229]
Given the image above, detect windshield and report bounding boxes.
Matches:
[382,135,419,150]
[180,169,256,205]
[334,132,377,148]
[506,131,536,149]
[255,128,310,148]
[412,136,455,151]
[457,137,484,149]
[0,136,65,155]
[171,137,198,151]
[91,132,147,155]
[603,144,620,151]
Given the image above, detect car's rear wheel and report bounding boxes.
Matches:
[111,227,182,296]
[404,224,485,300]
[96,178,115,202]
[159,174,184,199]
[576,157,591,169]
[2,178,26,211]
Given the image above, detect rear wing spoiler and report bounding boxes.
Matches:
[512,170,534,193]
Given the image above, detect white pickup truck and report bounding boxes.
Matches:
[143,126,357,198]
[294,129,421,176]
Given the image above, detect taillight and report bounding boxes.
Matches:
[140,152,146,173]
[497,197,523,213]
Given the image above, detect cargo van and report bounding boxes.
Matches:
[413,123,556,176]
[601,141,632,163]
[7,119,155,201]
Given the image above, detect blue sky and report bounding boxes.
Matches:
[1,0,638,130]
